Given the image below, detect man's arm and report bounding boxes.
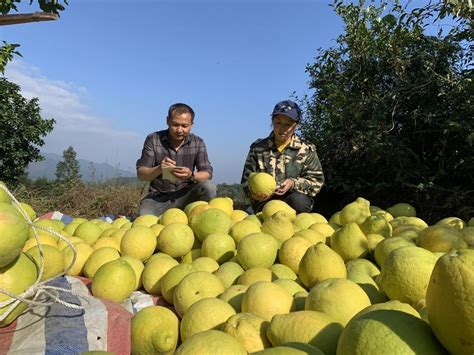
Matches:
[193,139,213,182]
[289,145,325,197]
[137,165,162,181]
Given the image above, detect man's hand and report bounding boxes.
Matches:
[161,157,176,169]
[172,166,193,180]
[274,179,294,196]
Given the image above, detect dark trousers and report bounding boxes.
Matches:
[251,191,314,214]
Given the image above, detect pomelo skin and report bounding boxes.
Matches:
[0,203,29,267]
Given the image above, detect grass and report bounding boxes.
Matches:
[12,180,247,220]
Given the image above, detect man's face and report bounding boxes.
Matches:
[272,114,297,143]
[167,112,193,143]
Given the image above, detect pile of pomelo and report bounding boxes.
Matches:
[1,181,473,354]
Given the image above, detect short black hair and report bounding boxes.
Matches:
[167,103,195,121]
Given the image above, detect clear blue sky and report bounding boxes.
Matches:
[1,0,434,183]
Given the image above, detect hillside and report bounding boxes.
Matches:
[28,153,136,182]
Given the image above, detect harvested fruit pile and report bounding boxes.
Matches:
[1,183,473,354]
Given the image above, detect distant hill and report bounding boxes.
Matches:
[28,153,136,182]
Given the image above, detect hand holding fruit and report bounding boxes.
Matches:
[274,179,294,196]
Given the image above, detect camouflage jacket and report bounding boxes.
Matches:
[241,132,325,199]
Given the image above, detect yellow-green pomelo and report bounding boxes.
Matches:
[175,330,247,355]
[366,233,385,251]
[278,237,312,274]
[160,263,196,304]
[180,248,202,264]
[72,217,88,224]
[0,203,29,267]
[219,285,248,313]
[191,256,219,273]
[347,270,387,304]
[208,196,234,215]
[63,242,94,276]
[309,212,328,223]
[292,229,326,246]
[460,226,474,247]
[237,232,278,270]
[23,234,58,252]
[109,228,128,244]
[339,197,371,225]
[142,256,179,295]
[230,209,248,223]
[29,219,63,240]
[261,200,296,221]
[360,215,392,238]
[273,278,307,296]
[98,227,118,239]
[372,209,394,222]
[156,223,194,258]
[120,226,157,262]
[187,203,211,219]
[201,233,236,264]
[160,207,188,225]
[355,300,421,319]
[118,255,144,291]
[57,236,83,251]
[266,310,343,355]
[337,310,446,355]
[0,182,12,203]
[146,252,174,263]
[241,281,293,321]
[0,253,38,327]
[249,172,277,197]
[213,261,244,288]
[180,297,236,342]
[329,211,342,227]
[18,202,36,221]
[73,221,103,246]
[190,208,232,242]
[374,236,415,268]
[299,242,347,289]
[111,217,130,229]
[378,246,438,305]
[26,244,64,281]
[222,312,271,353]
[120,221,133,230]
[387,202,417,217]
[238,267,274,286]
[229,220,261,243]
[184,200,208,217]
[132,214,159,227]
[416,225,466,252]
[426,249,474,355]
[271,263,297,280]
[261,210,295,244]
[91,259,136,303]
[308,222,335,239]
[150,223,165,238]
[252,343,324,355]
[63,222,80,236]
[173,271,225,317]
[92,237,121,251]
[131,305,179,355]
[294,213,319,231]
[330,222,369,262]
[305,278,371,326]
[346,258,380,277]
[83,247,121,279]
[244,214,262,227]
[95,221,112,232]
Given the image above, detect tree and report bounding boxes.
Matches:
[55,146,81,183]
[0,0,68,71]
[300,0,473,223]
[0,78,55,186]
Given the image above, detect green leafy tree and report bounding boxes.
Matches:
[55,146,82,183]
[301,0,473,222]
[0,78,55,186]
[0,0,68,71]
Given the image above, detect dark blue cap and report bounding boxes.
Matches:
[271,100,302,122]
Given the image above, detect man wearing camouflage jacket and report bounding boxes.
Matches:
[241,100,325,213]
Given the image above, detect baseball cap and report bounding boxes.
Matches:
[271,100,302,122]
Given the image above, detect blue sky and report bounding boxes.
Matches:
[1,0,438,183]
